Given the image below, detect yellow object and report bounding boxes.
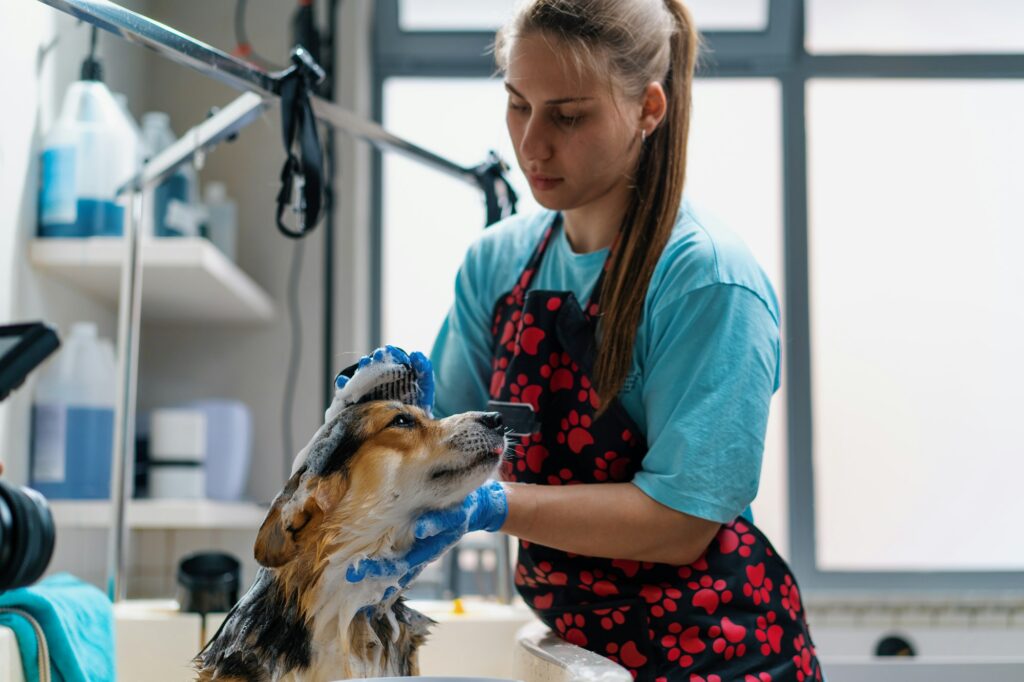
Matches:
[451,598,465,615]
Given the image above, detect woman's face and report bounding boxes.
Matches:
[505,33,643,212]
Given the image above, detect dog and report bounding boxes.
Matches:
[194,399,507,681]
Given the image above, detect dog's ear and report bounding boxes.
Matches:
[254,467,346,568]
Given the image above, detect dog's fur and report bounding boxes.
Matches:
[194,401,506,681]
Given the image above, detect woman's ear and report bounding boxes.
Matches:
[639,81,668,136]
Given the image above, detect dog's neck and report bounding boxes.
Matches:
[198,519,430,681]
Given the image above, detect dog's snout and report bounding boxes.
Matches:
[477,412,504,431]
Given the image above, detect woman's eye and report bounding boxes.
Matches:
[556,113,582,126]
[389,413,415,428]
[508,102,529,113]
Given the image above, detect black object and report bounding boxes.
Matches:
[177,552,241,615]
[875,633,916,657]
[0,321,60,592]
[487,400,539,436]
[0,482,56,592]
[473,151,520,227]
[275,46,326,239]
[0,322,61,403]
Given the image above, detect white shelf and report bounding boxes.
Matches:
[29,237,275,323]
[50,499,269,530]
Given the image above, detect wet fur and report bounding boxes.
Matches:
[194,402,505,681]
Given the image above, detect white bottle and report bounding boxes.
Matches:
[38,81,138,238]
[202,182,239,262]
[30,323,117,499]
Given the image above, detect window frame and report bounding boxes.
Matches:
[371,0,1024,594]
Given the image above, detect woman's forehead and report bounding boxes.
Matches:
[505,32,605,100]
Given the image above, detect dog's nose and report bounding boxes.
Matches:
[478,412,504,431]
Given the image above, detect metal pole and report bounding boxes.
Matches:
[107,189,144,602]
[105,93,271,601]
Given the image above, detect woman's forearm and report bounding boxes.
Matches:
[499,481,721,565]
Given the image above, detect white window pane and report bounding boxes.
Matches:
[807,0,1024,54]
[382,78,540,356]
[808,80,1024,571]
[689,79,785,554]
[400,0,768,33]
[399,0,517,31]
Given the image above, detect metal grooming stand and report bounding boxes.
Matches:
[37,0,514,605]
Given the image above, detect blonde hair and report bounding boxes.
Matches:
[495,0,702,411]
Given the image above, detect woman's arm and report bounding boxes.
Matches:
[501,481,721,566]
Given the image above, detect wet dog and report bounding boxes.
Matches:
[194,400,506,681]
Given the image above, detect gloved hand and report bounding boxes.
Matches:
[326,344,435,422]
[346,479,509,588]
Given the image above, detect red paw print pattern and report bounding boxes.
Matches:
[688,575,733,616]
[532,561,569,587]
[555,612,588,647]
[754,611,784,656]
[612,559,655,578]
[743,563,773,605]
[780,575,802,620]
[558,410,595,454]
[594,450,630,481]
[540,352,578,393]
[660,622,705,667]
[639,584,683,618]
[605,640,649,674]
[508,373,543,411]
[792,634,820,681]
[677,556,709,581]
[546,468,577,485]
[489,356,509,397]
[512,433,549,475]
[717,521,757,558]
[515,314,546,356]
[532,592,554,609]
[579,569,620,597]
[578,375,601,410]
[708,617,747,661]
[745,674,772,682]
[593,605,631,630]
[689,675,721,682]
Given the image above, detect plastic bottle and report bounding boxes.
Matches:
[141,112,199,238]
[30,323,117,499]
[202,182,239,261]
[113,92,145,176]
[37,65,139,237]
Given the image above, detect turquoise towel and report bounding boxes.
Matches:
[0,573,115,682]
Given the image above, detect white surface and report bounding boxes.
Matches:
[29,237,274,323]
[150,408,207,460]
[49,498,268,529]
[149,466,206,499]
[399,0,768,32]
[807,79,1024,571]
[806,0,1024,54]
[0,627,26,682]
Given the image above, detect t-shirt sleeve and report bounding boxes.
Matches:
[631,283,781,524]
[430,241,495,419]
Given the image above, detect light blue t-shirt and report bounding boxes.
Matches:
[430,200,781,524]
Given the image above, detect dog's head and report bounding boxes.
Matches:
[254,401,506,569]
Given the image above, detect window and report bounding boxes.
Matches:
[807,79,1024,571]
[806,0,1024,54]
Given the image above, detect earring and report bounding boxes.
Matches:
[641,129,648,144]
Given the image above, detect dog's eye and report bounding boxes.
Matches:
[388,413,416,429]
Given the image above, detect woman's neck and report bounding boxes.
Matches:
[561,180,632,254]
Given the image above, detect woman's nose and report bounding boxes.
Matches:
[477,412,504,431]
[519,117,553,163]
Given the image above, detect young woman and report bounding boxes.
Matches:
[351,1,822,679]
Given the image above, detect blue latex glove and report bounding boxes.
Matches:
[327,345,435,421]
[346,480,509,588]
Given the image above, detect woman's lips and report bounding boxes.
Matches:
[528,174,564,191]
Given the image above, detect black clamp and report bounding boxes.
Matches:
[275,46,327,239]
[472,151,519,227]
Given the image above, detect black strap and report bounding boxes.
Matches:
[473,151,519,227]
[276,48,325,239]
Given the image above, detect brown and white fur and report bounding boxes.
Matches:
[194,401,506,681]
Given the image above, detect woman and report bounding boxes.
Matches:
[351,1,822,679]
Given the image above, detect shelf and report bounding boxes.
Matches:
[30,237,275,323]
[49,499,269,530]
